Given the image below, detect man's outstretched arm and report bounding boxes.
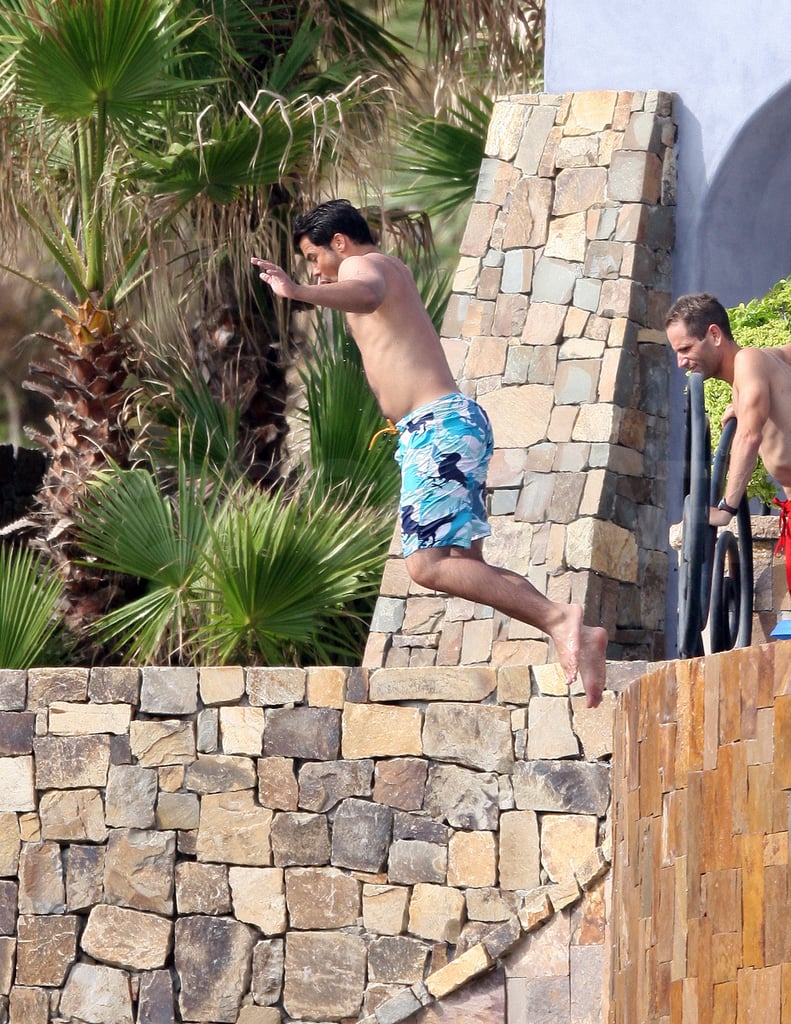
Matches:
[252,255,385,314]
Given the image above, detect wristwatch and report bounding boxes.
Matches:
[717,497,739,516]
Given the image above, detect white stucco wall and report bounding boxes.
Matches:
[545,0,791,305]
[546,0,791,654]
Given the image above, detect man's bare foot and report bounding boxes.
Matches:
[548,604,608,709]
[579,625,608,709]
[549,603,584,688]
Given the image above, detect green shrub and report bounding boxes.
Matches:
[704,275,791,506]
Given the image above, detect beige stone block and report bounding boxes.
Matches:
[129,720,195,766]
[499,811,540,891]
[60,963,133,1024]
[341,704,422,758]
[246,667,306,706]
[565,517,639,583]
[157,765,185,792]
[199,665,245,705]
[283,931,366,1021]
[571,691,616,760]
[485,102,527,160]
[532,663,567,697]
[448,831,497,888]
[547,876,582,911]
[197,791,273,865]
[156,792,200,831]
[522,302,567,347]
[466,886,520,923]
[553,167,607,216]
[545,213,587,262]
[219,706,264,756]
[564,305,589,338]
[547,405,579,444]
[285,867,360,930]
[571,403,621,444]
[497,665,531,705]
[565,90,618,134]
[441,336,469,379]
[9,984,50,1022]
[0,812,20,875]
[461,298,495,337]
[175,861,231,915]
[607,149,662,203]
[48,702,131,735]
[39,789,107,843]
[460,618,494,666]
[408,883,466,943]
[306,667,346,708]
[369,667,496,704]
[0,935,13,994]
[18,812,40,842]
[502,179,553,249]
[556,135,599,168]
[18,841,65,915]
[229,867,286,933]
[540,814,598,883]
[465,336,508,379]
[104,830,174,915]
[460,204,498,257]
[454,256,481,294]
[517,888,553,932]
[579,469,609,517]
[15,914,78,986]
[362,884,410,935]
[27,668,88,711]
[81,905,172,970]
[478,385,553,448]
[0,757,34,812]
[424,943,492,999]
[238,1008,282,1024]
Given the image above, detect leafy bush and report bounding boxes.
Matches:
[704,275,791,506]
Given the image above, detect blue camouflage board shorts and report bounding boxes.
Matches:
[394,392,494,558]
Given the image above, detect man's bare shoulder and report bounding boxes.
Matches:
[735,343,791,375]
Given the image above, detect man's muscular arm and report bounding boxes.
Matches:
[709,348,769,525]
[252,255,386,314]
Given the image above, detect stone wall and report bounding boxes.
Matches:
[610,641,791,1021]
[0,661,649,1024]
[364,90,676,671]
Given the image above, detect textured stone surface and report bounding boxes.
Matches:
[174,915,256,1023]
[283,931,367,1020]
[16,913,78,986]
[60,962,134,1024]
[81,904,172,970]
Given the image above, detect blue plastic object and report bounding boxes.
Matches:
[770,617,791,639]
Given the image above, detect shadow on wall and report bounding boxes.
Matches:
[698,79,791,306]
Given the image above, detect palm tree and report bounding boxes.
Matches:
[0,0,545,655]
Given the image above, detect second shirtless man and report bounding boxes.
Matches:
[254,199,607,706]
[666,292,791,591]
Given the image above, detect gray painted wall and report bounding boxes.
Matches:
[545,0,791,655]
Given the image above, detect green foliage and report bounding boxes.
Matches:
[74,465,392,665]
[0,545,66,668]
[704,275,791,506]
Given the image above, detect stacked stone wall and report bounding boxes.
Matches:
[0,662,649,1024]
[365,90,676,671]
[610,642,791,1021]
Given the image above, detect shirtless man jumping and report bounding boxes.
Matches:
[253,199,608,706]
[666,292,791,589]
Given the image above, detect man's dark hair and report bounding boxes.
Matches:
[293,199,375,248]
[665,292,734,340]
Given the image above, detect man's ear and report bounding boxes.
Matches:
[331,233,346,252]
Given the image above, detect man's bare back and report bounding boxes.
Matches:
[736,343,791,492]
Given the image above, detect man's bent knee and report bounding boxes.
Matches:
[404,548,448,590]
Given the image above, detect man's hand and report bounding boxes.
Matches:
[720,402,736,425]
[709,505,734,527]
[251,257,299,300]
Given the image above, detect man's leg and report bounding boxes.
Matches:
[405,543,607,707]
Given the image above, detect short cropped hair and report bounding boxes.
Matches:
[293,199,375,248]
[665,292,734,340]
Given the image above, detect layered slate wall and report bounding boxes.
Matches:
[610,642,791,1021]
[0,662,646,1024]
[364,90,676,672]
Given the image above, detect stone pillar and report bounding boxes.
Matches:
[365,90,676,670]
